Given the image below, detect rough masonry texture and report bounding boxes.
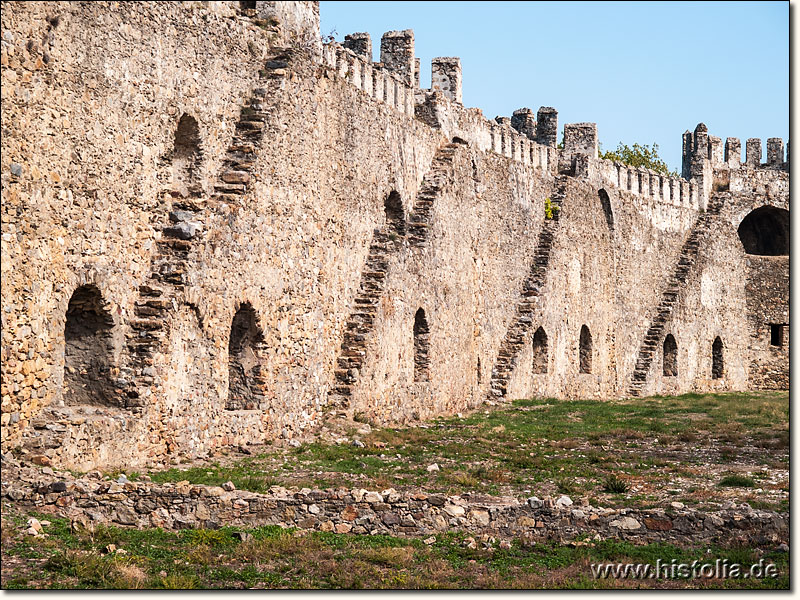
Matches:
[1,460,788,548]
[0,1,789,471]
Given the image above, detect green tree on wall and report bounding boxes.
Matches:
[599,142,678,177]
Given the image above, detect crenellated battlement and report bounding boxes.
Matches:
[237,8,782,213]
[682,124,788,198]
[592,158,701,211]
[431,57,462,104]
[321,39,416,117]
[549,121,702,211]
[319,26,710,213]
[683,124,788,175]
[320,30,556,171]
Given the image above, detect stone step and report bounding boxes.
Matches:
[361,270,387,280]
[236,120,265,132]
[337,351,363,364]
[134,305,165,317]
[129,318,164,331]
[342,333,366,343]
[212,193,244,204]
[228,142,256,154]
[139,284,166,297]
[221,170,251,185]
[157,238,193,252]
[365,258,389,269]
[214,183,246,195]
[340,347,366,358]
[225,158,257,171]
[334,369,357,383]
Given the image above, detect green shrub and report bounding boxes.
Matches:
[719,475,755,488]
[544,198,560,220]
[602,474,629,494]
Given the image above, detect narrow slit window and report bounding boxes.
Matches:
[770,324,786,347]
[579,325,592,374]
[712,337,724,380]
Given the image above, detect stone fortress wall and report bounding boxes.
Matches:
[0,1,788,470]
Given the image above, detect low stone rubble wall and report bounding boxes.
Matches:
[1,463,787,548]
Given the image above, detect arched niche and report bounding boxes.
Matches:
[227,303,266,410]
[737,206,789,256]
[413,308,430,383]
[532,327,548,374]
[579,325,592,374]
[64,285,119,407]
[712,337,724,380]
[663,334,678,377]
[172,113,203,196]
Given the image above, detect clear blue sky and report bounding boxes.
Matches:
[319,1,788,173]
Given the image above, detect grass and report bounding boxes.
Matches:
[718,475,756,488]
[1,391,789,590]
[0,511,788,590]
[602,474,630,494]
[139,391,787,511]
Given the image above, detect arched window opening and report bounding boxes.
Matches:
[172,113,202,196]
[663,334,678,377]
[598,189,615,231]
[227,303,265,410]
[712,337,724,380]
[64,285,117,407]
[532,326,548,374]
[384,191,406,236]
[413,308,430,382]
[579,325,592,374]
[239,1,257,10]
[737,206,789,256]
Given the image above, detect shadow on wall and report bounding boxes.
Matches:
[385,190,406,236]
[598,189,615,232]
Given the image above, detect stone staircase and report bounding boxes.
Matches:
[122,51,291,406]
[488,178,567,400]
[330,141,465,408]
[407,141,464,246]
[627,196,724,397]
[20,51,292,454]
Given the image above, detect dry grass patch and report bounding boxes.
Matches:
[234,532,327,564]
[552,439,580,449]
[608,428,645,440]
[355,546,416,568]
[113,563,149,589]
